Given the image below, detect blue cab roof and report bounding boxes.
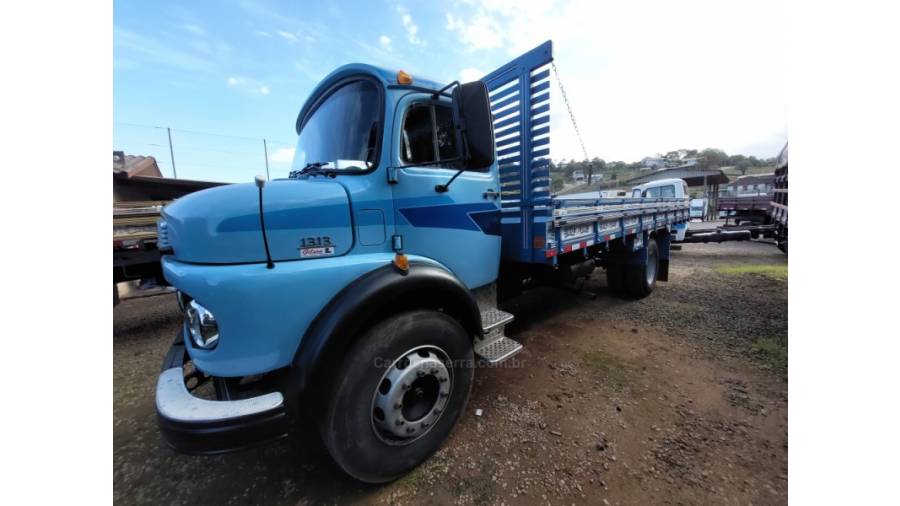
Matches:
[295,63,447,134]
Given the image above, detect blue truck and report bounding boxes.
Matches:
[154,40,690,482]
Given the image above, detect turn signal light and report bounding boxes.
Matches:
[393,253,409,272]
[397,70,413,85]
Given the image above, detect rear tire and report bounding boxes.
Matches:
[625,238,659,298]
[319,310,474,483]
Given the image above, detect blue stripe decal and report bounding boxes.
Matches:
[399,203,501,235]
[468,209,502,236]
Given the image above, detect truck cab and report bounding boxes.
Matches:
[630,178,689,199]
[154,41,690,483]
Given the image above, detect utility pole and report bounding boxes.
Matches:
[263,138,271,181]
[167,127,178,179]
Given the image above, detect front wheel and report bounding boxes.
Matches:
[319,310,474,483]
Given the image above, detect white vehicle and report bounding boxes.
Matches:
[631,178,690,240]
[690,198,708,220]
[631,178,689,199]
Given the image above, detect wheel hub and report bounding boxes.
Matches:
[371,346,452,444]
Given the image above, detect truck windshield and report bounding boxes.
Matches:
[292,79,381,173]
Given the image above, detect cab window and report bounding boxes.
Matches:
[660,185,676,198]
[401,102,458,166]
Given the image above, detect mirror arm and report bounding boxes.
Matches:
[432,80,460,100]
[435,168,466,193]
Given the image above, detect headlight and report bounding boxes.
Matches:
[184,299,219,349]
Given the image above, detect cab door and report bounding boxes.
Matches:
[389,93,501,289]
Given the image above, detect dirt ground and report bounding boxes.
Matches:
[114,239,787,505]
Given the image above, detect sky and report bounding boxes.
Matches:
[114,0,787,183]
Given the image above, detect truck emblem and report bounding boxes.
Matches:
[299,236,334,258]
[299,246,335,258]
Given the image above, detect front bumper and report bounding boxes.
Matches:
[155,333,289,455]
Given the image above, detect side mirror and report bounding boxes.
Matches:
[452,81,495,170]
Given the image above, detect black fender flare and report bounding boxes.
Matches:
[290,261,481,396]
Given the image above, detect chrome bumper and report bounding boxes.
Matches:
[155,334,289,454]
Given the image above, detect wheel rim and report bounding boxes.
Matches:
[371,345,453,445]
[646,245,658,285]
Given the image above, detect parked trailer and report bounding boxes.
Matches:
[153,40,690,482]
[717,192,772,226]
[770,144,788,253]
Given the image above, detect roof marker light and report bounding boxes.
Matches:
[397,70,413,85]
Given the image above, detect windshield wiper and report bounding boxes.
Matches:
[289,162,332,179]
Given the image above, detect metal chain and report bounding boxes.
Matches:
[551,60,591,163]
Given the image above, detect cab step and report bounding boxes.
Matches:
[474,309,522,364]
[474,333,523,364]
[480,308,515,332]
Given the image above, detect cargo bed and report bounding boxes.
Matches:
[482,40,690,266]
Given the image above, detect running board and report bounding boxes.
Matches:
[480,308,515,332]
[475,309,522,364]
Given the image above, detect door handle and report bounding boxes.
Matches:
[483,189,500,200]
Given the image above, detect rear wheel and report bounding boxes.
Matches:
[625,238,659,298]
[319,310,474,483]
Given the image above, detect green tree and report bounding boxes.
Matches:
[551,177,565,192]
[698,148,729,169]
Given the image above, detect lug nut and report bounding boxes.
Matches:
[394,402,403,409]
[430,368,438,374]
[421,422,430,428]
[403,383,410,390]
[396,419,405,426]
[406,427,415,433]
[417,370,426,378]
[439,377,448,383]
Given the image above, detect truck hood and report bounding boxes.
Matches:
[161,179,352,264]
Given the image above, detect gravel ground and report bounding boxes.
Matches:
[114,239,787,505]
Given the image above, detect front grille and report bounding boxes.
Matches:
[157,219,170,249]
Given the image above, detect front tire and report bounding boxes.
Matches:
[319,310,474,483]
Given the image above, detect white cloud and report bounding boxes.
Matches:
[445,13,502,50]
[269,147,295,163]
[277,30,299,43]
[115,27,215,72]
[225,76,270,96]
[183,23,207,36]
[397,6,423,45]
[379,35,392,51]
[254,30,271,37]
[443,0,787,161]
[459,67,484,82]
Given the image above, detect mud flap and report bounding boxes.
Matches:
[656,231,671,282]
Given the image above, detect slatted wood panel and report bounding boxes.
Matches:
[481,40,554,263]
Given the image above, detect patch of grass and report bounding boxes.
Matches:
[751,337,788,375]
[582,351,631,389]
[400,464,428,490]
[715,264,787,281]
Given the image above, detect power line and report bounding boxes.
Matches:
[113,121,293,145]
